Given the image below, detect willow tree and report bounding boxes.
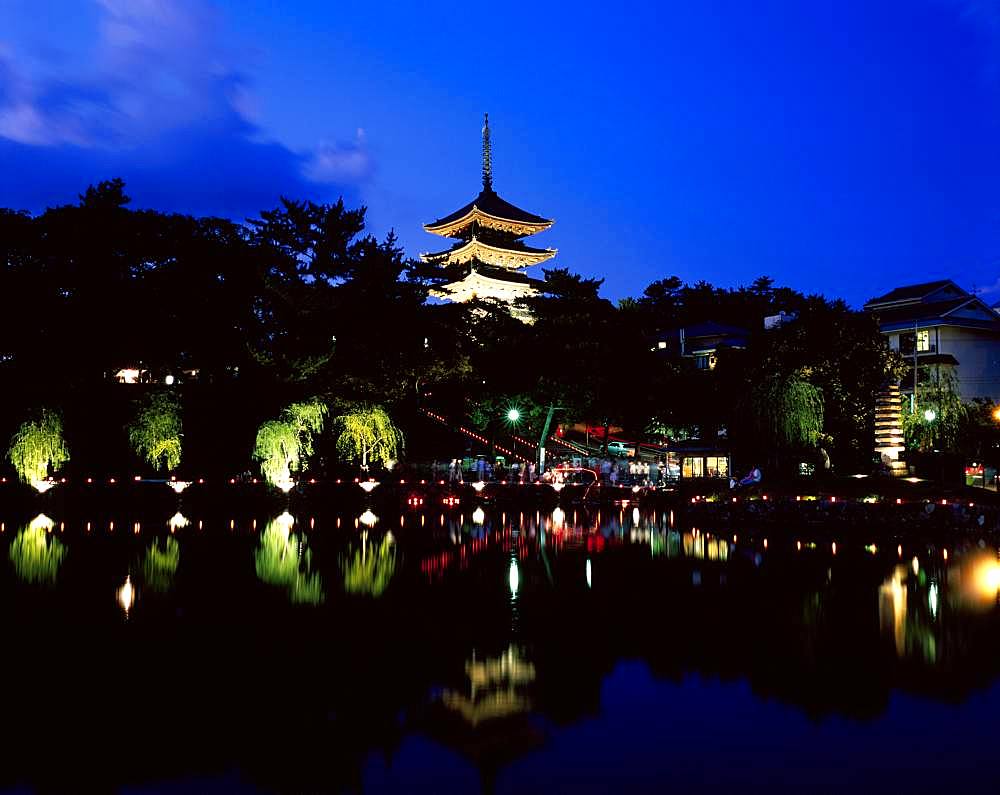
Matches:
[253,398,328,488]
[7,409,70,486]
[341,533,397,597]
[747,373,824,472]
[10,514,66,585]
[255,513,324,604]
[128,391,183,472]
[332,405,403,470]
[902,369,967,452]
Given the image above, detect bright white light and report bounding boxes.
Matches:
[928,582,939,618]
[632,507,640,525]
[118,575,135,615]
[507,408,521,423]
[167,481,191,494]
[358,480,378,494]
[550,482,564,493]
[30,479,55,493]
[275,478,295,493]
[29,514,54,532]
[585,558,592,589]
[167,512,190,531]
[472,480,486,493]
[359,509,378,528]
[473,507,485,524]
[912,556,920,576]
[923,409,936,422]
[552,507,565,528]
[509,558,519,596]
[164,375,175,386]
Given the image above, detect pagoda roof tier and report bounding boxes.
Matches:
[421,237,556,270]
[430,263,544,304]
[424,187,553,239]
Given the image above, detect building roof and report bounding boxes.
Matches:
[865,279,961,308]
[425,187,552,236]
[421,237,556,269]
[871,296,1000,332]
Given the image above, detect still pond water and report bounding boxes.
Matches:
[2,503,1000,794]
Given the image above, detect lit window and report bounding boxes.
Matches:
[682,457,705,478]
[695,354,711,370]
[916,329,930,352]
[706,456,729,477]
[657,340,667,350]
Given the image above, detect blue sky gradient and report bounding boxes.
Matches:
[1,0,998,305]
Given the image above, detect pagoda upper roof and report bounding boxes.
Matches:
[424,187,553,238]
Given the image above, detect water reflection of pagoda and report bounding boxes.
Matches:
[422,114,555,318]
[441,645,537,726]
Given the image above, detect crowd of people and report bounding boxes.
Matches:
[432,454,679,488]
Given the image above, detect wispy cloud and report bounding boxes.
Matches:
[0,0,372,213]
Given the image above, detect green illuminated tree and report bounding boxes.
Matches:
[252,398,328,487]
[7,409,69,485]
[752,373,824,449]
[902,369,967,452]
[128,391,182,472]
[9,515,66,585]
[255,514,324,604]
[332,405,403,469]
[142,537,180,593]
[341,533,397,597]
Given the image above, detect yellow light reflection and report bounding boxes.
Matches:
[118,575,135,615]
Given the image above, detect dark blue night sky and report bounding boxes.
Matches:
[2,0,999,306]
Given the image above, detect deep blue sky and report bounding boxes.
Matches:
[1,0,999,306]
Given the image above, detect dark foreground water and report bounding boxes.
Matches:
[2,503,1000,794]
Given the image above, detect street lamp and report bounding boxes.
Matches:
[505,406,522,458]
[923,409,936,422]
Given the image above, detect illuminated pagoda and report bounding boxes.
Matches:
[422,114,556,318]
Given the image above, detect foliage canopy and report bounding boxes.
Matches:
[332,405,403,469]
[128,391,183,472]
[7,410,69,485]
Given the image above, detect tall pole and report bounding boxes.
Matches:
[912,320,918,414]
[537,405,563,475]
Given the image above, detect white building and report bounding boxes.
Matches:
[864,280,1000,402]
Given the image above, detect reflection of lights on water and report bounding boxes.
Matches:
[509,558,519,596]
[880,566,907,655]
[118,575,135,615]
[359,509,378,528]
[29,514,55,533]
[972,557,1000,601]
[912,556,920,576]
[632,507,640,525]
[472,481,486,493]
[473,507,485,524]
[897,544,903,558]
[552,507,565,529]
[550,482,564,493]
[358,480,379,494]
[167,512,190,531]
[586,558,592,588]
[928,582,939,618]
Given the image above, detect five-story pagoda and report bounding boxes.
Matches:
[422,114,556,317]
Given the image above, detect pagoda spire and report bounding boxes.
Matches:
[482,113,492,191]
